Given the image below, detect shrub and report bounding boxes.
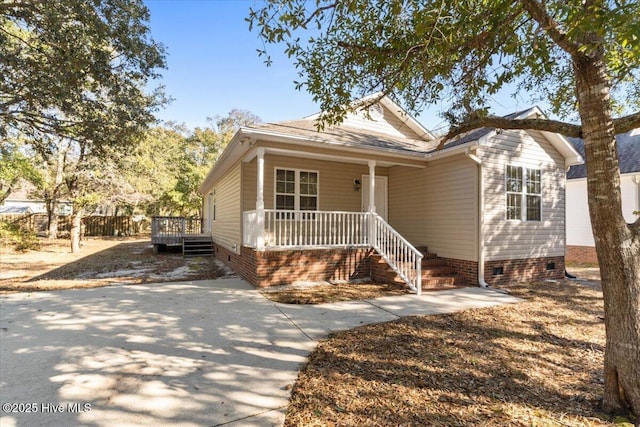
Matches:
[0,221,40,252]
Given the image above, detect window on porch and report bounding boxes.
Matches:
[275,168,318,219]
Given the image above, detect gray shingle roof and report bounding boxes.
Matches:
[567,130,640,179]
[248,119,438,155]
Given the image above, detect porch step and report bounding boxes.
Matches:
[422,257,445,267]
[372,251,467,291]
[421,276,466,291]
[421,265,456,276]
[416,246,437,258]
[183,236,213,257]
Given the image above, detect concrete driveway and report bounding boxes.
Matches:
[0,279,519,426]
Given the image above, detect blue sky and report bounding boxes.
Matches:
[145,0,537,133]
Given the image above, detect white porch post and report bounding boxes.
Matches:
[256,148,265,250]
[368,160,376,213]
[368,160,376,246]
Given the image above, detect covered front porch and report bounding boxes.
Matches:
[238,147,424,293]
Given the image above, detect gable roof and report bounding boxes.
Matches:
[304,93,436,141]
[567,129,640,179]
[435,107,583,166]
[199,101,585,193]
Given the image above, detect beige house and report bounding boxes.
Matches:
[198,95,583,293]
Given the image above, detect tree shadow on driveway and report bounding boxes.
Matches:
[0,279,314,426]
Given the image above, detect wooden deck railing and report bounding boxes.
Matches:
[151,216,204,245]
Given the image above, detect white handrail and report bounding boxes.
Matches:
[370,212,423,295]
[242,209,422,295]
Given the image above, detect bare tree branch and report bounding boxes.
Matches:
[520,0,582,56]
[302,2,337,28]
[441,110,640,149]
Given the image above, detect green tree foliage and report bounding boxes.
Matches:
[0,0,167,150]
[128,110,261,217]
[0,220,39,251]
[248,0,640,418]
[249,0,639,128]
[1,0,167,252]
[0,140,42,203]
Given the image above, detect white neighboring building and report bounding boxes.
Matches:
[0,181,73,216]
[566,129,640,263]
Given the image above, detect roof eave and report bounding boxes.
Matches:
[240,127,429,160]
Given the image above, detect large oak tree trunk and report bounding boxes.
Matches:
[574,54,640,416]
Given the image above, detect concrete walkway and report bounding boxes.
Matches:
[0,279,520,427]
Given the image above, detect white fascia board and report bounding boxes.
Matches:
[542,131,584,166]
[239,127,429,163]
[425,141,480,161]
[425,130,494,161]
[243,145,426,168]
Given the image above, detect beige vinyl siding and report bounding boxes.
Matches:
[388,166,428,245]
[242,161,256,211]
[212,161,241,253]
[243,154,387,212]
[389,156,477,260]
[480,130,566,261]
[340,105,423,140]
[424,154,478,260]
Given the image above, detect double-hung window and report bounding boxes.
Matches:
[506,165,541,221]
[275,168,318,218]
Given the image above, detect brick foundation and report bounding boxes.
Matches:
[566,245,598,264]
[213,241,565,288]
[484,256,565,286]
[213,243,373,287]
[440,258,478,285]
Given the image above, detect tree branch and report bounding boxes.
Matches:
[302,2,337,28]
[520,0,582,57]
[441,110,640,149]
[441,115,582,149]
[613,111,640,135]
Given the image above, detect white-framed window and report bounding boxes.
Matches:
[506,165,541,221]
[275,168,318,217]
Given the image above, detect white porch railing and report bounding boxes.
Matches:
[242,209,423,294]
[243,209,370,248]
[370,212,423,295]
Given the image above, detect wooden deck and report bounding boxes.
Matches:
[151,216,207,246]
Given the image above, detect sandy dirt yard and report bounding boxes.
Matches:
[0,237,234,293]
